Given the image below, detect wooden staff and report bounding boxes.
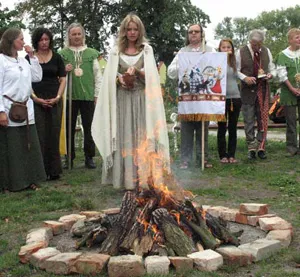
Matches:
[67,73,72,170]
[202,120,205,170]
[201,37,206,171]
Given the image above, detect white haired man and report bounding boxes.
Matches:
[59,23,102,169]
[236,29,276,160]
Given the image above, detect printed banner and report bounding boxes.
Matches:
[178,52,227,121]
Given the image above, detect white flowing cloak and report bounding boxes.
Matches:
[92,43,170,182]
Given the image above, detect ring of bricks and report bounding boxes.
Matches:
[19,203,293,276]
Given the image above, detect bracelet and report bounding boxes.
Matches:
[31,92,37,99]
[56,95,61,99]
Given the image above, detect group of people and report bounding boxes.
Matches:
[0,22,102,192]
[0,14,170,192]
[0,13,299,192]
[169,25,300,169]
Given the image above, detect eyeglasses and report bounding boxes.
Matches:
[188,30,201,34]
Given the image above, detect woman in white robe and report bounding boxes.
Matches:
[92,14,170,190]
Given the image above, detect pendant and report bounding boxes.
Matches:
[257,68,266,79]
[74,68,83,77]
[295,73,300,84]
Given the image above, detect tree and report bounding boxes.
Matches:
[214,5,300,57]
[255,5,300,57]
[0,4,25,37]
[214,17,234,42]
[16,0,119,52]
[214,17,255,48]
[16,0,210,63]
[116,0,210,64]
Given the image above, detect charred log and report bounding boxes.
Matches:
[205,212,240,246]
[120,198,158,251]
[181,215,219,250]
[99,191,138,255]
[76,226,107,249]
[132,233,154,256]
[152,208,194,256]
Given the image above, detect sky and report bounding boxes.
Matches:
[191,0,300,41]
[1,0,300,46]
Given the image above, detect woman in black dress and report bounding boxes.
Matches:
[30,28,66,180]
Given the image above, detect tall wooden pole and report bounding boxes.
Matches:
[201,37,206,171]
[68,73,72,170]
[202,120,205,171]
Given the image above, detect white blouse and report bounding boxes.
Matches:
[118,51,145,77]
[0,54,42,126]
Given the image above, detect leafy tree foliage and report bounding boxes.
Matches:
[255,5,300,56]
[16,0,210,63]
[214,5,300,57]
[0,4,25,37]
[17,0,119,52]
[215,17,256,48]
[117,0,210,64]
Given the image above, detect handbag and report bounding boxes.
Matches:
[4,95,31,149]
[4,95,28,123]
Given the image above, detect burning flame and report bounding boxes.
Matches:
[170,210,181,225]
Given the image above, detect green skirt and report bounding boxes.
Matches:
[0,125,46,192]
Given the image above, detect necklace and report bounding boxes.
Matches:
[36,50,51,64]
[73,49,83,77]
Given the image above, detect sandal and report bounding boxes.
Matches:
[229,157,237,163]
[220,157,229,164]
[180,161,188,169]
[29,184,39,191]
[204,161,213,168]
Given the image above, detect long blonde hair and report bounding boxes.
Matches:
[117,14,148,53]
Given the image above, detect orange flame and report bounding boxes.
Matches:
[170,210,181,225]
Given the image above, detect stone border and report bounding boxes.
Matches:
[19,203,293,276]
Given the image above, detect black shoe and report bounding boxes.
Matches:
[85,157,96,169]
[247,151,256,160]
[257,150,267,159]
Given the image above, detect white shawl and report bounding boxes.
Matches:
[92,43,170,178]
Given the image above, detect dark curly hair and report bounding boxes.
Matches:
[31,27,53,51]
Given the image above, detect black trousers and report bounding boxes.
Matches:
[35,101,63,176]
[181,121,209,166]
[66,100,95,160]
[217,98,242,159]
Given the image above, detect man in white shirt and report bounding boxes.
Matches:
[236,29,276,160]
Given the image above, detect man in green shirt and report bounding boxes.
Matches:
[60,23,102,169]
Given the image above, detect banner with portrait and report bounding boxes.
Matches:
[178,52,227,121]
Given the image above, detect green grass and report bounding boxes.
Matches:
[0,132,299,276]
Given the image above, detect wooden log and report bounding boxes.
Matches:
[119,222,142,251]
[181,215,219,250]
[120,198,158,251]
[205,212,240,246]
[152,208,194,256]
[186,201,240,246]
[132,233,154,256]
[99,191,138,255]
